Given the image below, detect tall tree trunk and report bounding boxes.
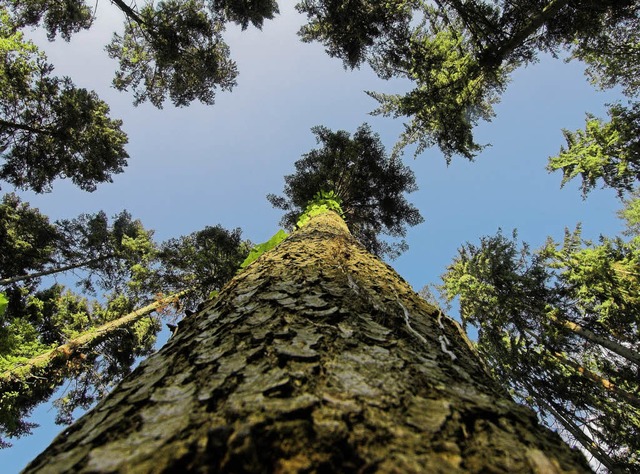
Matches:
[23,212,590,473]
[0,255,114,286]
[546,312,640,367]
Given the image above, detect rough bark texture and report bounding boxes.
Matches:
[24,212,590,473]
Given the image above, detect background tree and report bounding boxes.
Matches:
[548,102,640,198]
[0,193,59,288]
[0,9,128,193]
[297,0,638,160]
[439,195,640,470]
[0,197,249,447]
[0,288,160,445]
[155,225,250,308]
[1,0,280,192]
[268,123,423,258]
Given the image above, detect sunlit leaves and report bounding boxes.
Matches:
[440,198,640,470]
[369,22,508,160]
[240,229,287,269]
[548,103,640,197]
[297,0,638,161]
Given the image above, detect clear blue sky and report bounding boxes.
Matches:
[2,4,625,471]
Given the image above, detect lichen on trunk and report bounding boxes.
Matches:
[24,211,590,473]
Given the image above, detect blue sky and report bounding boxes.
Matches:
[1,4,626,471]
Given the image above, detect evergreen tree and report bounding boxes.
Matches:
[268,124,423,258]
[1,0,280,192]
[0,197,249,446]
[23,209,590,473]
[548,102,640,198]
[0,10,128,193]
[440,197,640,470]
[297,0,638,160]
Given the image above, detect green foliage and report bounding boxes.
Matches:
[0,9,129,193]
[0,194,250,445]
[440,197,640,470]
[240,229,288,269]
[295,190,344,228]
[4,0,92,41]
[296,0,412,69]
[157,225,250,307]
[54,209,156,294]
[0,8,128,192]
[297,0,637,160]
[1,0,281,192]
[268,123,423,259]
[548,102,640,197]
[106,0,238,108]
[0,193,58,282]
[212,0,280,30]
[0,293,7,316]
[366,11,508,160]
[569,3,640,99]
[619,190,640,236]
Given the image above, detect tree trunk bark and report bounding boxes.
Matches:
[23,211,590,473]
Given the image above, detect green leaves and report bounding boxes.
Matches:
[0,293,7,317]
[0,193,59,282]
[240,229,288,269]
[0,9,129,193]
[297,0,637,161]
[107,0,238,108]
[441,197,640,470]
[368,20,506,160]
[295,190,344,228]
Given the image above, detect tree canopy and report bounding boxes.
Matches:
[268,124,423,258]
[0,10,128,193]
[0,196,249,447]
[1,0,280,192]
[298,0,639,160]
[440,196,640,470]
[3,1,640,470]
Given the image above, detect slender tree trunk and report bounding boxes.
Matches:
[549,351,640,408]
[0,290,191,444]
[535,397,618,473]
[23,212,590,473]
[547,312,640,367]
[0,255,114,286]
